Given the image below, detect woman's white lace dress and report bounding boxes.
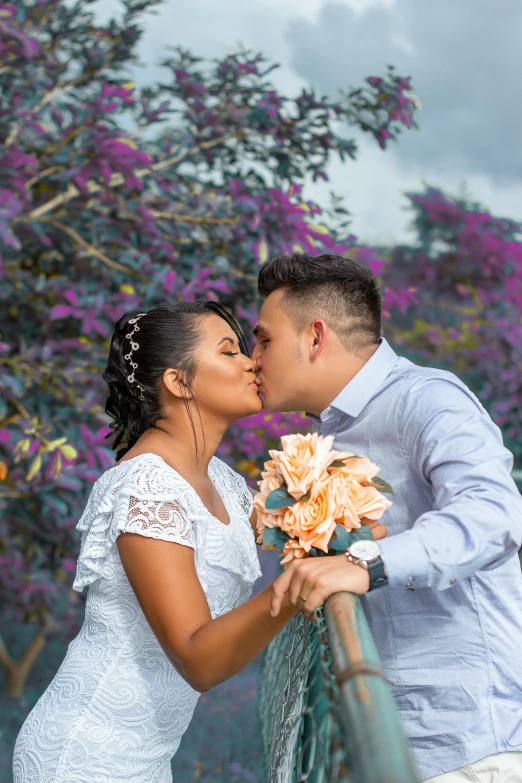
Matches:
[13,453,261,783]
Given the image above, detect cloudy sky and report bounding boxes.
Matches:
[101,0,522,244]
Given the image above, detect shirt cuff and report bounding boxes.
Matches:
[379,530,431,590]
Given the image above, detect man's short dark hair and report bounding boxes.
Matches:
[257,252,382,350]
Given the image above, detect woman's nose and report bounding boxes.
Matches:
[243,354,256,373]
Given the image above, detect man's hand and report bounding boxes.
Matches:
[270,556,371,620]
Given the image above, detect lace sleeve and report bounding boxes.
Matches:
[72,457,196,591]
[122,495,195,547]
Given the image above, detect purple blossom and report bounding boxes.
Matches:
[0,0,421,673]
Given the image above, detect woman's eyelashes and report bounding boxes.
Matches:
[223,350,239,356]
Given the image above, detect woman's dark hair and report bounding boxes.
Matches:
[258,252,382,348]
[103,301,248,460]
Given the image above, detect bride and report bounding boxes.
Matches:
[13,301,298,783]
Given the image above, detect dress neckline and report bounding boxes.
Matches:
[108,452,233,529]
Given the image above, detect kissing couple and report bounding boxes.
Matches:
[13,253,522,783]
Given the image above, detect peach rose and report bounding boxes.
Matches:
[270,433,337,500]
[289,479,337,554]
[255,506,295,544]
[350,482,392,520]
[280,539,308,565]
[253,459,296,542]
[253,461,282,517]
[328,455,381,485]
[335,473,391,521]
[328,472,362,531]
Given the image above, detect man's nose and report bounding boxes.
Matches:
[251,344,261,369]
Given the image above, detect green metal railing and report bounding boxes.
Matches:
[259,593,419,783]
[259,470,521,781]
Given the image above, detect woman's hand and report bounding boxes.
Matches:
[270,557,370,620]
[270,517,388,620]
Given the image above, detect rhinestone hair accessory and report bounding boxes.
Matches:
[124,313,146,399]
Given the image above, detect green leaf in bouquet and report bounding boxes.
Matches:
[328,523,374,552]
[299,492,310,502]
[329,456,361,468]
[265,486,295,509]
[329,524,352,551]
[370,476,394,495]
[262,527,290,549]
[349,526,374,543]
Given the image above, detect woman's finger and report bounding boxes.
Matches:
[270,566,295,616]
[295,574,315,612]
[302,587,326,618]
[287,567,307,608]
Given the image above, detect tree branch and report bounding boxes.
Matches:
[0,633,14,670]
[25,166,63,190]
[6,75,89,148]
[151,210,239,225]
[0,631,46,698]
[9,398,31,420]
[22,134,230,221]
[17,219,135,275]
[0,413,22,431]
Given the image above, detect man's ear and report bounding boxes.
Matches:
[162,368,193,400]
[309,319,328,361]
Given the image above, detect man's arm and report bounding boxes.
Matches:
[379,376,522,590]
[271,375,522,617]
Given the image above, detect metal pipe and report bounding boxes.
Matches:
[324,592,419,783]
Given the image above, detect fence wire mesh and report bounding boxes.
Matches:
[258,609,351,783]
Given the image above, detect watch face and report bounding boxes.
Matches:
[350,540,381,561]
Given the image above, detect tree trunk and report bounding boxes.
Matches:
[0,630,46,697]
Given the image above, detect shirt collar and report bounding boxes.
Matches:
[325,337,399,420]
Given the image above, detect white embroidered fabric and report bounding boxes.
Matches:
[13,454,261,783]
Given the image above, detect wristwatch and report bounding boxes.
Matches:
[346,540,388,591]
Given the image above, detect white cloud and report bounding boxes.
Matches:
[308,136,522,245]
[94,0,522,244]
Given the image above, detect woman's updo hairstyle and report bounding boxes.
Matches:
[103,301,249,460]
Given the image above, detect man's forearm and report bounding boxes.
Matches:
[380,490,522,591]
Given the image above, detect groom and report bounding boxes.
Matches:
[252,252,522,783]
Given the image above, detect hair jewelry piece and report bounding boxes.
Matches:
[124,313,146,399]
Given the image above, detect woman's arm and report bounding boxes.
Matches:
[248,486,258,534]
[117,533,296,693]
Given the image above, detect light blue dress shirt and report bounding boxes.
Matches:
[311,338,522,781]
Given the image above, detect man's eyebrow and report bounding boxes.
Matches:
[253,323,270,337]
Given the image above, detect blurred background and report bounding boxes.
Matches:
[0,0,520,780]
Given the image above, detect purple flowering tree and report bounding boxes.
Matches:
[384,186,522,469]
[0,0,419,696]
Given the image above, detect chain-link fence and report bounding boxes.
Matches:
[259,593,419,783]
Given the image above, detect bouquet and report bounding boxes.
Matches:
[254,433,393,564]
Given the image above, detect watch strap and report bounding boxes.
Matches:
[368,557,388,591]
